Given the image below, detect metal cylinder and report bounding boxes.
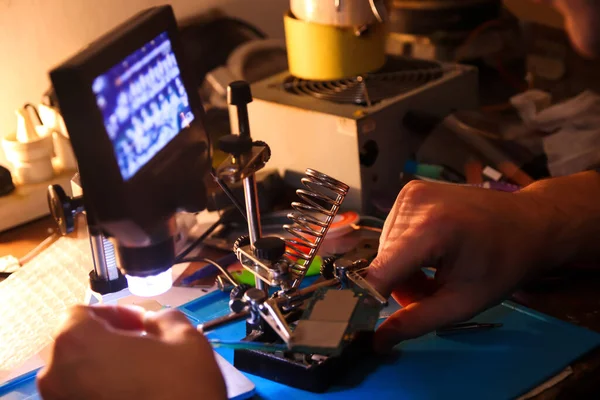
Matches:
[198,310,250,333]
[74,171,114,281]
[243,174,265,292]
[89,234,119,281]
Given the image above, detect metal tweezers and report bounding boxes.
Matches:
[435,322,503,337]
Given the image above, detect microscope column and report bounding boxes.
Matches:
[228,81,266,293]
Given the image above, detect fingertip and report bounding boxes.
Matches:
[148,308,189,324]
[381,288,477,343]
[88,305,146,331]
[36,366,48,382]
[367,236,435,300]
[390,271,438,306]
[36,371,50,397]
[36,365,63,399]
[365,258,392,298]
[143,309,195,338]
[373,317,405,354]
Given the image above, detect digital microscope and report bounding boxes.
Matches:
[47,5,386,391]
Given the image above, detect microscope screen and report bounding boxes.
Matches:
[92,32,194,181]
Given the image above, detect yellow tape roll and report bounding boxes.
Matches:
[284,11,387,81]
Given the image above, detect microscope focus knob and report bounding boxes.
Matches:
[253,237,286,262]
[229,283,251,313]
[227,81,253,106]
[47,184,84,236]
[0,165,15,197]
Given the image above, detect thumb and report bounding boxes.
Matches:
[367,234,437,298]
[374,287,476,352]
[143,309,197,339]
[37,366,67,400]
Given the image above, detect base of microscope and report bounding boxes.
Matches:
[233,329,375,393]
[88,270,128,295]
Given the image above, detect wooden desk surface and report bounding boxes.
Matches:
[0,217,57,260]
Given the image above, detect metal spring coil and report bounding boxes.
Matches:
[283,169,349,286]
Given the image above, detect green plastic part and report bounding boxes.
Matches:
[232,256,323,287]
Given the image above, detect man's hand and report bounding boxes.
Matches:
[37,306,227,400]
[366,179,565,352]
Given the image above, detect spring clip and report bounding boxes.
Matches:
[283,169,349,287]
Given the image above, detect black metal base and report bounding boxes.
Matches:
[89,270,128,295]
[233,330,375,393]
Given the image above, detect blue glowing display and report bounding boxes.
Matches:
[92,32,194,181]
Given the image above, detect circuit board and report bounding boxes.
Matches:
[290,287,383,356]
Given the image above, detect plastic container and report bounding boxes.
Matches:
[284,11,386,81]
[1,133,54,184]
[1,108,55,184]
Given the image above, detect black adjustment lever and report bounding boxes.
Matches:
[218,81,255,157]
[228,80,253,137]
[47,185,85,235]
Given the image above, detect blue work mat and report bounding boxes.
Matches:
[3,288,600,400]
[180,290,600,400]
[0,370,40,400]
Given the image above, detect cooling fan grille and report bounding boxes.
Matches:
[282,57,446,106]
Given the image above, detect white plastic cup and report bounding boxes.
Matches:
[1,132,54,184]
[52,131,77,172]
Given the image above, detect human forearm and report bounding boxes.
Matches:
[518,171,600,268]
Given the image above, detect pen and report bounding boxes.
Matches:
[435,322,503,337]
[403,160,465,183]
[445,115,534,187]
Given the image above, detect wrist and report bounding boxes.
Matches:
[516,171,600,269]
